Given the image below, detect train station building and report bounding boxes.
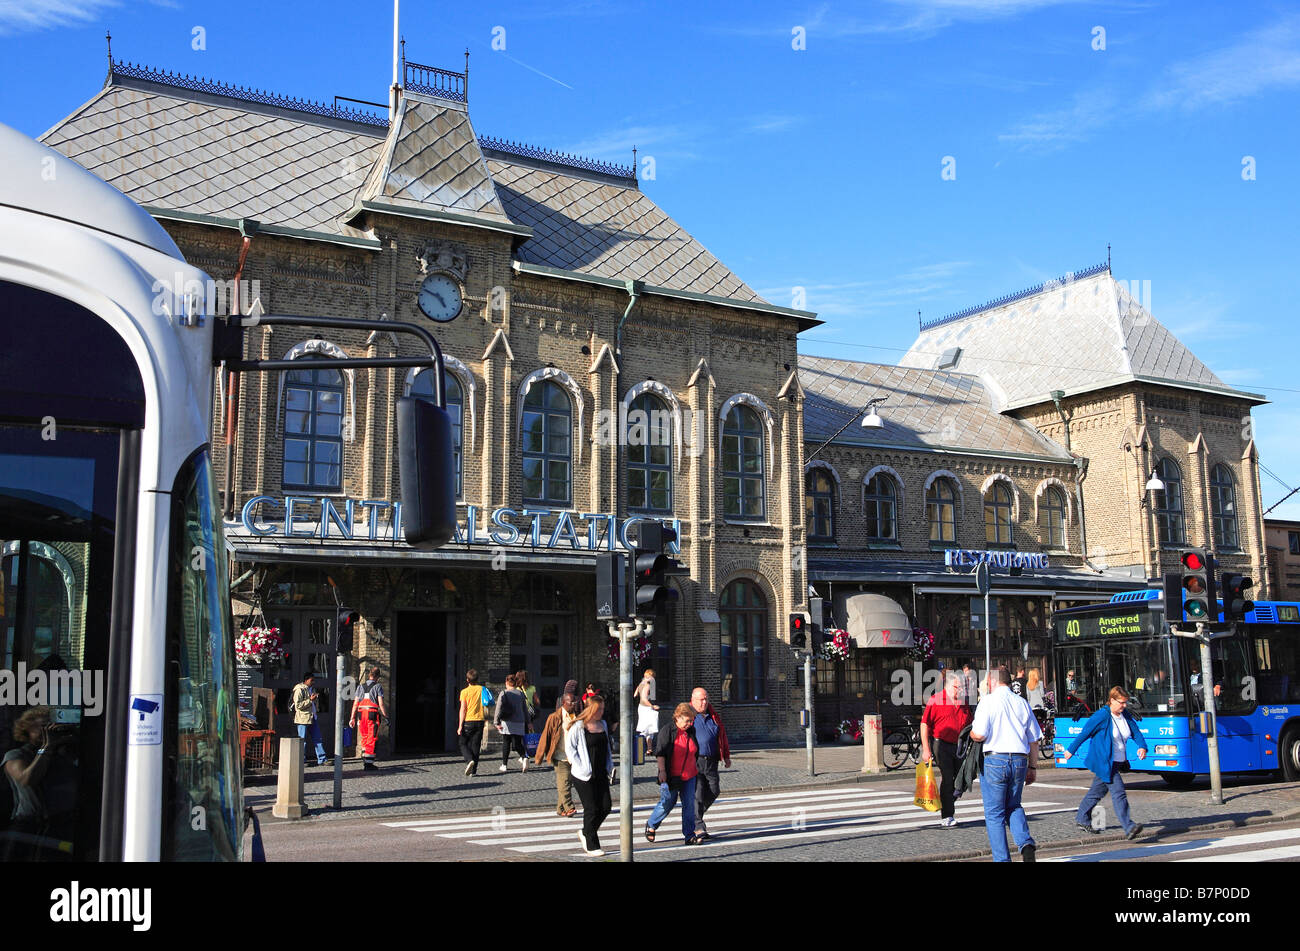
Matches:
[36,50,1274,746]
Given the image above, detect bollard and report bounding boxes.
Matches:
[861,714,886,773]
[272,737,307,819]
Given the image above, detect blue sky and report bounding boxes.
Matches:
[3,0,1297,519]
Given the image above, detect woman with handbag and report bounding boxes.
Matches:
[565,694,615,856]
[645,703,702,846]
[1061,685,1148,839]
[516,670,539,728]
[634,669,660,744]
[495,674,529,773]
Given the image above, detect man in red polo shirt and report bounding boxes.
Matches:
[920,671,974,828]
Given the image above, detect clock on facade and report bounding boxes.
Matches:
[417,272,464,323]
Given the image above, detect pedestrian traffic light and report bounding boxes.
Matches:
[595,552,628,621]
[336,608,359,652]
[789,613,807,649]
[632,522,686,617]
[1221,573,1254,622]
[1164,547,1217,626]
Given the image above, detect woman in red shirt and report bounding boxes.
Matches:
[920,672,975,828]
[645,703,702,845]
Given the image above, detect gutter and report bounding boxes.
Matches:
[1052,390,1105,574]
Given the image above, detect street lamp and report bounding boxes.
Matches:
[1140,467,1165,508]
[806,398,885,463]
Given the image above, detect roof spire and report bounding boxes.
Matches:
[632,145,638,181]
[1107,243,1111,271]
[464,47,470,102]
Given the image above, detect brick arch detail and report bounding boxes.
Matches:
[980,472,1020,521]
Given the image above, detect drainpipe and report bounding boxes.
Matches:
[223,220,257,520]
[1051,390,1104,574]
[614,280,643,521]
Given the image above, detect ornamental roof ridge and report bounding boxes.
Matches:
[919,262,1111,332]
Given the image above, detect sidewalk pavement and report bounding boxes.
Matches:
[243,740,882,823]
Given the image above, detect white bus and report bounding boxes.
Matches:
[0,122,454,861]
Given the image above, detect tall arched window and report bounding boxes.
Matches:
[927,477,957,544]
[522,380,572,505]
[627,393,672,513]
[806,470,835,542]
[863,474,897,541]
[411,369,463,498]
[283,361,344,490]
[1210,463,1238,550]
[721,579,767,702]
[1039,486,1066,549]
[1154,457,1185,545]
[722,405,764,520]
[985,481,1014,546]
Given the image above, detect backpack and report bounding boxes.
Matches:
[480,685,494,708]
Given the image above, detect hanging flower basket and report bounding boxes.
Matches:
[818,628,851,662]
[607,634,653,666]
[837,718,863,742]
[907,627,936,662]
[236,626,285,666]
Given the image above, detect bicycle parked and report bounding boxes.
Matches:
[882,715,923,770]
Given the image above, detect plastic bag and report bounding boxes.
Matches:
[914,761,940,812]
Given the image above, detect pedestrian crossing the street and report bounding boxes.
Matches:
[381,784,1073,858]
[1045,826,1300,863]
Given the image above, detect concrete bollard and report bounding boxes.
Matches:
[861,714,887,773]
[272,737,306,819]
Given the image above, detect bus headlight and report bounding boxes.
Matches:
[1154,745,1178,755]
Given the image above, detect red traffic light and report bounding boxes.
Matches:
[1182,552,1204,571]
[793,617,803,629]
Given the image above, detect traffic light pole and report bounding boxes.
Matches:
[333,650,344,809]
[610,616,645,863]
[1196,623,1225,805]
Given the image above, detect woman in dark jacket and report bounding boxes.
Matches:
[644,703,702,845]
[1063,685,1148,839]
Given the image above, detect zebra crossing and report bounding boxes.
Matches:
[381,784,1073,858]
[1045,825,1300,863]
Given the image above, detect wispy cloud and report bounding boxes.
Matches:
[559,124,697,165]
[998,88,1116,153]
[0,0,118,35]
[758,261,973,317]
[1144,15,1300,111]
[747,114,804,133]
[720,0,1080,40]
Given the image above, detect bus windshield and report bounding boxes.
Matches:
[1056,635,1184,715]
[0,423,120,861]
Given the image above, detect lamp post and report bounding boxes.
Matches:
[805,398,885,464]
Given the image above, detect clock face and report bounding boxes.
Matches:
[418,273,464,323]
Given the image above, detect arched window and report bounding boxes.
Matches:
[1039,486,1066,549]
[722,405,764,520]
[283,361,344,490]
[720,579,767,702]
[985,481,1014,546]
[411,369,463,499]
[927,477,957,544]
[627,393,672,513]
[864,474,898,541]
[806,470,835,542]
[522,380,572,505]
[1154,457,1185,546]
[1210,464,1239,550]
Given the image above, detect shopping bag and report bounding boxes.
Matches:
[914,761,940,812]
[525,732,541,757]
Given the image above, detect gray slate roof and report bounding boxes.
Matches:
[899,270,1258,409]
[800,355,1071,461]
[40,68,764,303]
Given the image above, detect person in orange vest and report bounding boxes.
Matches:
[350,668,388,770]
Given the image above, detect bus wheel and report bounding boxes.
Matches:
[1160,772,1195,788]
[1281,729,1300,783]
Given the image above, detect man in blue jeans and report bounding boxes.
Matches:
[970,666,1042,862]
[291,672,329,765]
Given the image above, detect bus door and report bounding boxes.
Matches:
[1183,637,1260,771]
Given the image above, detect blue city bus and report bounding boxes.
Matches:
[1050,593,1300,786]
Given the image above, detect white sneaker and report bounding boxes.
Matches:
[499,764,508,773]
[464,762,473,776]
[941,816,957,828]
[519,756,528,772]
[577,831,604,856]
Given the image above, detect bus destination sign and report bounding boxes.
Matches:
[1057,610,1152,641]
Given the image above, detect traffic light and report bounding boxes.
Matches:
[632,522,686,617]
[789,613,807,649]
[336,608,359,652]
[595,552,628,621]
[1221,573,1255,622]
[1164,547,1217,625]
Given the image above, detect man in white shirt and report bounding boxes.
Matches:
[969,666,1043,862]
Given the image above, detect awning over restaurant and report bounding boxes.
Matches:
[836,592,914,649]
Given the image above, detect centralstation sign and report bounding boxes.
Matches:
[238,496,681,553]
[943,549,1050,570]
